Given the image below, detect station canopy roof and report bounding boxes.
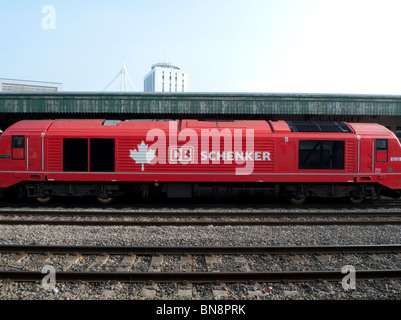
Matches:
[1,92,401,116]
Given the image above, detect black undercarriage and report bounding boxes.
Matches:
[7,181,399,204]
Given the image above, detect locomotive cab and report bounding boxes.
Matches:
[345,123,401,199]
[0,120,53,192]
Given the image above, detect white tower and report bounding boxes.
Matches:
[104,61,137,92]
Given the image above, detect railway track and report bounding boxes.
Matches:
[1,208,401,226]
[1,244,401,284]
[2,270,400,283]
[2,208,401,216]
[2,197,401,210]
[2,243,401,254]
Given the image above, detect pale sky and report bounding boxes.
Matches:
[1,0,401,94]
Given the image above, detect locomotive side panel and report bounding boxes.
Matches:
[115,129,275,179]
[46,137,62,172]
[272,135,357,184]
[345,140,356,173]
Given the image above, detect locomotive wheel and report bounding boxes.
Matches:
[290,197,306,205]
[96,196,115,205]
[349,196,364,204]
[36,196,51,204]
[372,194,381,202]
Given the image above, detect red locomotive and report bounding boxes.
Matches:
[0,118,400,203]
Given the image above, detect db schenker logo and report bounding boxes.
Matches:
[128,126,271,175]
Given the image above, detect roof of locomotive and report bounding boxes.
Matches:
[4,120,54,132]
[3,119,394,137]
[5,119,273,133]
[345,122,394,136]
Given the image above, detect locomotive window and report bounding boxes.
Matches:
[12,135,25,160]
[63,138,88,172]
[299,140,345,170]
[12,136,24,148]
[376,139,388,151]
[90,139,115,172]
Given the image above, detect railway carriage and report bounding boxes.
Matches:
[0,118,401,203]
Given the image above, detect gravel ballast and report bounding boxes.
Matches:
[0,211,401,300]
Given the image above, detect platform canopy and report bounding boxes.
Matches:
[1,92,401,116]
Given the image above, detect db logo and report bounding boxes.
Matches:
[169,146,194,164]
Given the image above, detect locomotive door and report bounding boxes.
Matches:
[25,134,42,172]
[374,139,388,174]
[358,139,375,175]
[359,139,388,175]
[276,138,296,173]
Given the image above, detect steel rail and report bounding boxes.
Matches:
[1,209,401,217]
[0,218,401,226]
[1,269,400,283]
[1,244,400,255]
[0,199,400,209]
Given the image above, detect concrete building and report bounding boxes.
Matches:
[0,78,62,92]
[144,63,188,93]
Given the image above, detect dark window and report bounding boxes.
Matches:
[90,139,115,172]
[12,135,25,160]
[12,136,24,148]
[286,121,352,133]
[63,139,88,172]
[299,140,345,170]
[376,139,388,151]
